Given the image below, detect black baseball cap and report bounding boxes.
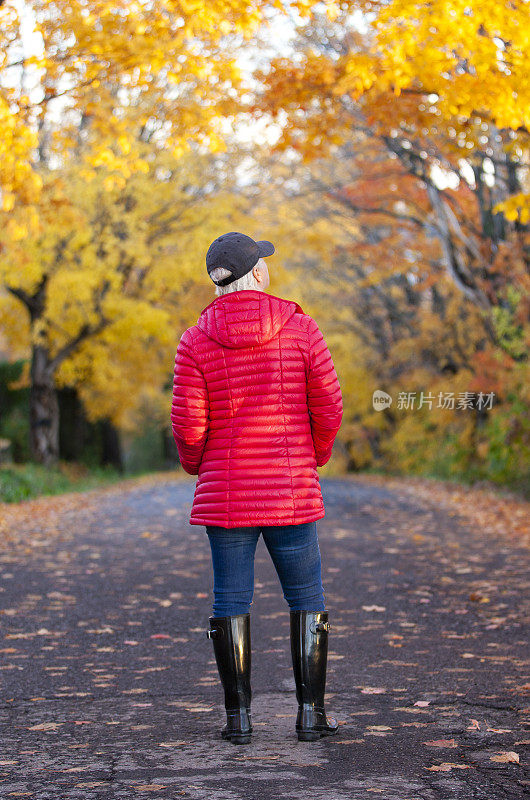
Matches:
[206,231,275,286]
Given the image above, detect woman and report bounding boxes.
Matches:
[171,231,343,745]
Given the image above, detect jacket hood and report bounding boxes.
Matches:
[196,290,304,349]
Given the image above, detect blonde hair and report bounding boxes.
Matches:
[210,260,264,297]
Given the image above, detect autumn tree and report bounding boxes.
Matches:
[248,3,530,308]
[0,145,257,464]
[0,0,338,464]
[241,3,529,487]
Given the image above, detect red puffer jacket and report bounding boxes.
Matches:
[171,290,343,528]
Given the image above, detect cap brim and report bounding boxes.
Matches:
[257,240,275,257]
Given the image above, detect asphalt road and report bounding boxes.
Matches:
[0,475,528,799]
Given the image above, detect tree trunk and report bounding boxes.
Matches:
[100,419,124,473]
[29,344,59,466]
[162,426,178,469]
[58,386,90,461]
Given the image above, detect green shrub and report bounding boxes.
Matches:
[0,462,126,503]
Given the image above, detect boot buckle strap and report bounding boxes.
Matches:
[310,621,331,633]
[207,628,224,639]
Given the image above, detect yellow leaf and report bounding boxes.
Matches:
[490,752,520,764]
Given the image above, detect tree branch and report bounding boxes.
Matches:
[48,316,110,374]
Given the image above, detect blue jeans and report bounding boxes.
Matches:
[206,521,326,617]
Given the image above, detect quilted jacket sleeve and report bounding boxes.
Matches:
[306,317,343,467]
[171,330,209,475]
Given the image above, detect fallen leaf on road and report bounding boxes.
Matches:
[467,719,480,730]
[234,756,281,761]
[469,593,490,603]
[362,605,386,612]
[490,752,519,764]
[425,763,472,772]
[414,700,430,707]
[135,785,167,791]
[423,739,457,748]
[401,722,431,727]
[158,741,190,747]
[28,722,62,730]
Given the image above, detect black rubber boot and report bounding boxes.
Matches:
[206,613,252,745]
[290,610,339,742]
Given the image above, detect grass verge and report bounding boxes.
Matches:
[0,461,156,503]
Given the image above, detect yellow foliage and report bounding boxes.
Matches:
[255,1,530,168]
[0,148,243,427]
[0,0,320,219]
[493,193,530,224]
